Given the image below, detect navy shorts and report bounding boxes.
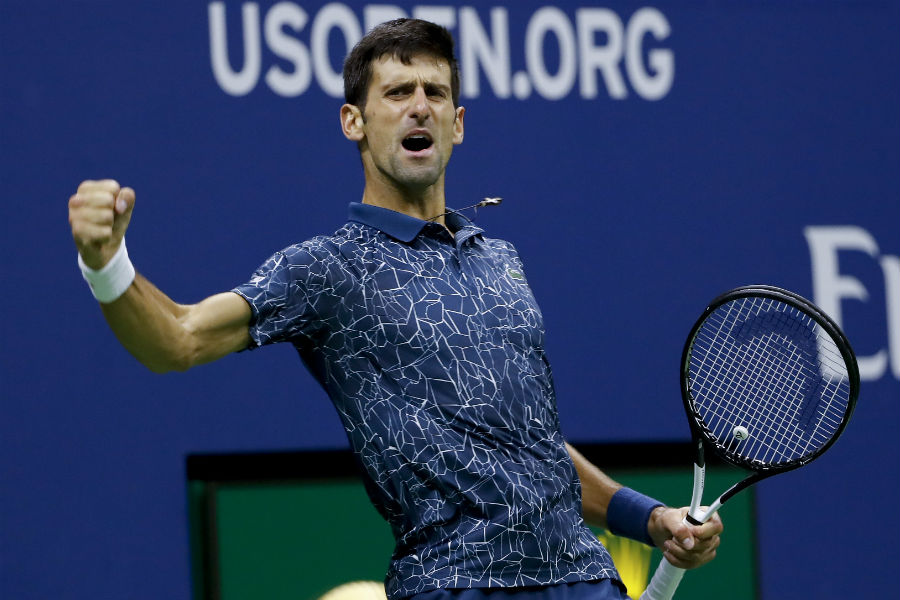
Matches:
[407,579,630,600]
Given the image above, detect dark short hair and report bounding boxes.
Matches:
[343,18,460,110]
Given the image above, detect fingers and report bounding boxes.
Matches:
[69,179,134,269]
[666,509,696,549]
[651,506,695,548]
[77,179,120,195]
[694,512,724,539]
[654,507,724,570]
[72,179,120,218]
[69,188,115,245]
[112,187,136,238]
[663,532,720,569]
[648,507,722,569]
[115,186,135,213]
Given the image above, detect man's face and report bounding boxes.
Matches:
[352,53,464,193]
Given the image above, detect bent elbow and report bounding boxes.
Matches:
[138,347,196,374]
[142,358,186,374]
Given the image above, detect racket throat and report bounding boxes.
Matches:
[686,442,724,524]
[687,461,706,522]
[687,440,706,521]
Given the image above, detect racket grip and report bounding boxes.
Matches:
[639,559,685,600]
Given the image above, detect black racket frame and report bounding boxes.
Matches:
[679,285,860,511]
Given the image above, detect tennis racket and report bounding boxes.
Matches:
[639,285,859,600]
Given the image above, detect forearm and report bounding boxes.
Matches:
[565,442,623,528]
[99,274,250,373]
[566,442,665,546]
[98,273,191,372]
[567,441,723,565]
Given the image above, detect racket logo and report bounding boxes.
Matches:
[728,307,831,434]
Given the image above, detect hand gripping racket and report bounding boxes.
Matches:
[639,285,859,600]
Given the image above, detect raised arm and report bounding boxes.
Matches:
[565,442,723,570]
[69,179,251,373]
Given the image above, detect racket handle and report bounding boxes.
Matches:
[639,559,685,600]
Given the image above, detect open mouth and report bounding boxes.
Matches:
[401,134,433,152]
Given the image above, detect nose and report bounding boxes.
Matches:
[409,86,430,121]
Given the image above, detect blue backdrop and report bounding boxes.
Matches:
[2,1,898,598]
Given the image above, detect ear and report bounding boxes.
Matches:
[452,106,465,145]
[341,104,365,141]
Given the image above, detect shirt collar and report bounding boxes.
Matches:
[347,202,482,243]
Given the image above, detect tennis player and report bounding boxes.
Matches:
[68,19,722,600]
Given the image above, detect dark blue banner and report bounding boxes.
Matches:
[2,2,897,598]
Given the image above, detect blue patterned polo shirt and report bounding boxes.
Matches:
[233,202,619,598]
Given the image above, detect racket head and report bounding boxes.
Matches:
[681,285,859,473]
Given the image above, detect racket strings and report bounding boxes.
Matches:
[696,322,809,463]
[688,296,851,467]
[697,302,848,463]
[736,317,832,463]
[725,334,802,463]
[700,320,837,464]
[693,300,808,460]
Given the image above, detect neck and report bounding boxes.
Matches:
[360,174,447,226]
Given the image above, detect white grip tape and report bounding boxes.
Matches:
[77,239,136,303]
[639,558,686,600]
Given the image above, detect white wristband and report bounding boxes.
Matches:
[77,239,136,303]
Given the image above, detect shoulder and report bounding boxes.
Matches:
[236,226,367,311]
[480,236,525,264]
[254,223,376,292]
[267,223,367,269]
[482,236,517,253]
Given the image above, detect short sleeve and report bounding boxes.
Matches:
[232,245,323,349]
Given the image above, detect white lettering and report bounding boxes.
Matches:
[625,7,674,101]
[209,2,262,97]
[525,7,577,101]
[207,3,677,101]
[805,226,888,380]
[264,2,312,97]
[311,3,362,98]
[881,255,900,379]
[459,7,510,99]
[576,8,625,99]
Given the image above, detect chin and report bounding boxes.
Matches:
[393,165,443,191]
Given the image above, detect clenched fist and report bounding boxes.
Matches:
[68,180,135,270]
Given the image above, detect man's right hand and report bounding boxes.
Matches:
[68,179,135,270]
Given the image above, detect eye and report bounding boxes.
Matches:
[425,85,447,99]
[386,84,413,99]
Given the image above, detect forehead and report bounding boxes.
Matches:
[369,53,452,86]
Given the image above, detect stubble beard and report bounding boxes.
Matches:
[382,151,446,194]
